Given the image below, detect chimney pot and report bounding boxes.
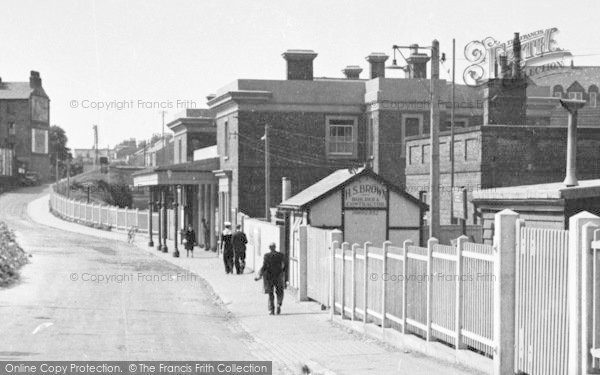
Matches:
[342,65,363,80]
[365,53,389,79]
[406,45,431,79]
[29,70,41,88]
[282,49,318,80]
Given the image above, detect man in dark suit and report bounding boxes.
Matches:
[232,224,248,274]
[255,242,286,315]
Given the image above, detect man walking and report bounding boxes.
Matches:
[220,222,234,274]
[232,224,248,274]
[255,243,286,315]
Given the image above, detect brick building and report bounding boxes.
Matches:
[207,49,483,226]
[404,35,600,229]
[0,71,50,182]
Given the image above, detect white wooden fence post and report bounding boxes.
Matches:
[298,225,308,301]
[381,241,391,335]
[363,241,371,325]
[567,211,600,375]
[402,239,412,334]
[330,240,338,321]
[125,208,129,229]
[351,243,358,321]
[455,235,468,350]
[136,208,140,228]
[493,209,519,375]
[341,242,349,320]
[426,237,437,341]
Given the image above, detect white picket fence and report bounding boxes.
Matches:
[50,190,159,235]
[331,235,495,357]
[322,210,600,375]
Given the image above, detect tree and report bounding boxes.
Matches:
[49,125,70,177]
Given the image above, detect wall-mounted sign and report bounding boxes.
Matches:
[463,27,572,87]
[344,176,387,209]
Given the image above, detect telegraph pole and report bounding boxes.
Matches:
[450,38,457,230]
[429,40,441,239]
[264,123,271,221]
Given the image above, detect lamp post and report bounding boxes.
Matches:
[148,187,154,247]
[156,187,162,251]
[387,40,441,238]
[173,185,181,257]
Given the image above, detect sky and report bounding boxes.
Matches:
[2,0,600,149]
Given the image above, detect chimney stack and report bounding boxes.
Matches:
[29,71,41,88]
[406,44,430,79]
[342,65,363,80]
[282,50,318,80]
[281,177,291,202]
[365,53,389,79]
[511,32,522,79]
[498,53,510,79]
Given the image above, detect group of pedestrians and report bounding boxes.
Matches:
[220,222,286,315]
[182,220,286,316]
[219,222,248,275]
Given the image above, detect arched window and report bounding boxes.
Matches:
[553,85,564,98]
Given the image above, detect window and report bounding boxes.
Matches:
[31,128,48,154]
[326,116,357,158]
[569,92,583,100]
[590,92,597,108]
[178,139,183,163]
[552,85,563,99]
[553,91,563,98]
[8,122,15,136]
[367,117,374,159]
[402,114,423,137]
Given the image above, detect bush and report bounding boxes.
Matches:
[0,222,27,287]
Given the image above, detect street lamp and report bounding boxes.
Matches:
[386,41,441,239]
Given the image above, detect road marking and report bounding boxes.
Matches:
[32,322,53,335]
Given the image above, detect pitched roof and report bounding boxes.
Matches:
[280,167,426,210]
[281,168,365,208]
[0,82,33,99]
[529,66,600,91]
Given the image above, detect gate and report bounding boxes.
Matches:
[516,224,569,375]
[306,226,331,305]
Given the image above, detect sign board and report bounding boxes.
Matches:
[31,128,48,154]
[452,187,468,220]
[344,176,387,209]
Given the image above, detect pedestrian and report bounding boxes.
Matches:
[220,222,234,274]
[202,218,211,251]
[183,223,196,258]
[232,224,248,274]
[254,242,286,315]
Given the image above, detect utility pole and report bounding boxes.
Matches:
[429,39,441,239]
[450,38,457,231]
[264,123,270,221]
[93,125,98,167]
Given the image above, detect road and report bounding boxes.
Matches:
[0,186,260,362]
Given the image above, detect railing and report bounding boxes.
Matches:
[331,235,495,357]
[49,189,158,235]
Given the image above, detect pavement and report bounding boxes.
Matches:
[2,186,484,374]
